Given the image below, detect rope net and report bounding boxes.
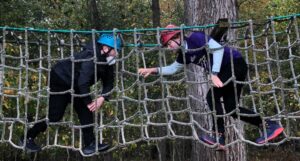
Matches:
[0,14,299,155]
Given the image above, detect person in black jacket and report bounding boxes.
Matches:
[20,34,122,155]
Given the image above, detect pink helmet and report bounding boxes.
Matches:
[160,24,181,46]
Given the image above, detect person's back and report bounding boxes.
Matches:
[53,41,105,87]
[185,32,242,68]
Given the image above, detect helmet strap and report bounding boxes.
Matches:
[100,45,113,56]
[171,39,181,47]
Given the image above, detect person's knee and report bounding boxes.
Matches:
[224,103,237,113]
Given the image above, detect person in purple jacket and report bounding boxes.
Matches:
[19,34,121,155]
[138,24,284,150]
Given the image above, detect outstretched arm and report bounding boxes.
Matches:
[138,61,183,78]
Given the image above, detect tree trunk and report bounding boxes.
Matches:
[156,140,166,161]
[152,1,163,157]
[151,0,161,27]
[184,0,246,161]
[184,0,238,26]
[87,0,101,30]
[0,44,2,93]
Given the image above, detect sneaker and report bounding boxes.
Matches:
[255,119,284,144]
[19,136,41,153]
[200,134,225,150]
[82,142,110,155]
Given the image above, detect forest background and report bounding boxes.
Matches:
[0,0,300,161]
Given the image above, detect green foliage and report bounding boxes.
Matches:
[100,0,152,29]
[239,0,300,20]
[160,0,184,25]
[0,0,185,30]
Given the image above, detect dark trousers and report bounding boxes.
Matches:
[206,58,262,134]
[27,70,95,146]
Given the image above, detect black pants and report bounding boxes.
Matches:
[206,58,262,134]
[27,70,95,146]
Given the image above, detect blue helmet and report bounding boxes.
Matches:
[97,34,122,50]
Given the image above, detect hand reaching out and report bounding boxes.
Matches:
[211,75,224,88]
[138,68,157,78]
[87,96,105,112]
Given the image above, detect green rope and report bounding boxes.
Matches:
[0,24,216,34]
[1,13,299,34]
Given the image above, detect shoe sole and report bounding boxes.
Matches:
[257,127,284,144]
[18,140,41,153]
[201,138,225,151]
[25,148,41,153]
[83,145,110,155]
[98,144,110,152]
[216,145,227,151]
[200,138,215,145]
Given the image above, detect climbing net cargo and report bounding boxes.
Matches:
[0,14,299,155]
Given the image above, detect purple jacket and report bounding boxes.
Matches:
[176,32,242,71]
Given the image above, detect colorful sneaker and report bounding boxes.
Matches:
[255,119,284,144]
[19,136,41,153]
[200,134,225,150]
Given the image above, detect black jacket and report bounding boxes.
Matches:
[52,41,114,106]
